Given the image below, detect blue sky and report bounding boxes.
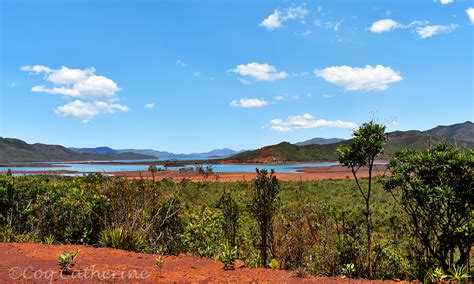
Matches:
[1,0,473,153]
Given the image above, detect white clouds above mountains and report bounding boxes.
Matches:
[21,65,127,122]
[269,114,357,131]
[260,4,308,30]
[54,100,129,123]
[230,98,268,108]
[315,65,402,92]
[229,62,288,83]
[21,65,120,99]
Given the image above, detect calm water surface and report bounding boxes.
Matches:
[0,161,340,174]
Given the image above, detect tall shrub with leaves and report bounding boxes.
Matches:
[383,144,473,273]
[247,169,280,267]
[218,190,240,248]
[180,207,223,258]
[337,121,388,277]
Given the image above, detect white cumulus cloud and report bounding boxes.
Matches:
[369,19,401,33]
[54,100,129,123]
[229,62,288,83]
[269,113,358,131]
[230,98,268,108]
[21,65,121,99]
[315,65,402,92]
[145,103,155,109]
[260,4,308,30]
[415,24,457,39]
[22,65,127,122]
[466,8,474,24]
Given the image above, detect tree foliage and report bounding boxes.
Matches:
[337,121,388,277]
[248,169,280,267]
[218,190,240,248]
[383,144,473,271]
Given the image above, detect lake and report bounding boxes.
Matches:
[0,161,341,175]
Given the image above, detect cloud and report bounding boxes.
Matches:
[269,113,358,131]
[260,10,282,30]
[415,24,457,39]
[20,65,52,74]
[368,19,456,39]
[434,0,453,4]
[145,103,155,109]
[47,66,95,85]
[54,100,129,123]
[260,4,309,30]
[314,20,344,31]
[369,19,401,33]
[229,62,288,83]
[295,30,312,36]
[274,95,298,101]
[10,82,16,87]
[192,71,200,77]
[466,8,474,24]
[22,65,127,122]
[21,65,120,99]
[230,98,268,108]
[176,59,187,67]
[315,65,402,92]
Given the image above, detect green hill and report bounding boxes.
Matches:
[424,121,474,143]
[0,138,154,163]
[227,123,474,163]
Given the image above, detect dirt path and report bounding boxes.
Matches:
[0,242,415,283]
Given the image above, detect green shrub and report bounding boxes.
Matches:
[57,250,80,275]
[220,244,237,270]
[99,227,147,251]
[180,207,224,258]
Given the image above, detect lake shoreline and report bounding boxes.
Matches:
[1,164,388,181]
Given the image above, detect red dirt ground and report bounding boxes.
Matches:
[113,165,388,182]
[0,243,415,283]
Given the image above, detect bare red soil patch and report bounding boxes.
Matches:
[114,165,388,182]
[0,243,414,283]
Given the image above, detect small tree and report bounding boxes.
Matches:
[337,121,387,277]
[248,169,280,267]
[219,190,240,248]
[148,165,158,182]
[383,144,473,272]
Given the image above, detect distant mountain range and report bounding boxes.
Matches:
[70,147,242,159]
[2,121,472,164]
[0,138,154,163]
[227,121,474,163]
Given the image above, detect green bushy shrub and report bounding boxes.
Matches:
[180,207,224,258]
